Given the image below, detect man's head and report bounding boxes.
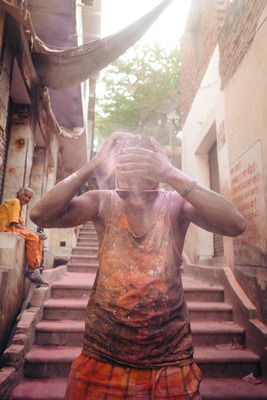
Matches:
[115,134,159,192]
[17,187,34,206]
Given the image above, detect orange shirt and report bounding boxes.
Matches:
[83,190,193,368]
[0,198,25,232]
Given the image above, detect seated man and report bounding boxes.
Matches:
[0,187,49,285]
[30,133,246,399]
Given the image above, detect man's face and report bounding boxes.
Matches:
[18,190,33,206]
[115,169,159,207]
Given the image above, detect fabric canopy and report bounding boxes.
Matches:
[0,0,174,90]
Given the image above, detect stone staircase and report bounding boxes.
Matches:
[11,222,267,399]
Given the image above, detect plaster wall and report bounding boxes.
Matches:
[0,31,12,198]
[2,110,31,203]
[182,45,222,262]
[27,147,45,232]
[0,233,26,355]
[48,227,77,258]
[182,4,267,323]
[223,5,267,323]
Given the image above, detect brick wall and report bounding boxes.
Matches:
[0,37,12,200]
[180,0,229,126]
[219,0,267,89]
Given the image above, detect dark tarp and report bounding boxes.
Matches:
[0,0,174,90]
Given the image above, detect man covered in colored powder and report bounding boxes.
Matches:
[30,133,246,399]
[0,187,49,285]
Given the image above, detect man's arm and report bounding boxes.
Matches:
[30,133,130,228]
[166,170,246,237]
[117,138,246,237]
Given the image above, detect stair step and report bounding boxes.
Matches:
[188,301,232,321]
[194,347,260,378]
[24,344,260,380]
[79,226,96,231]
[184,290,224,302]
[43,298,232,322]
[11,377,67,400]
[34,319,245,348]
[43,298,88,320]
[24,346,81,378]
[200,377,267,400]
[191,320,244,346]
[77,239,98,246]
[36,320,84,346]
[67,262,98,273]
[78,232,98,238]
[51,272,96,299]
[70,254,98,264]
[11,376,267,400]
[72,246,99,255]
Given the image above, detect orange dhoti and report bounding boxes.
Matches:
[6,226,43,269]
[64,354,202,400]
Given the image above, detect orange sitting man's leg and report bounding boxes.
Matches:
[7,227,43,269]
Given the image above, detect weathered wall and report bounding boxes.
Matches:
[0,233,26,356]
[180,0,228,125]
[0,12,12,200]
[222,3,267,324]
[48,227,77,258]
[2,106,32,202]
[219,0,267,90]
[181,0,267,324]
[182,45,222,263]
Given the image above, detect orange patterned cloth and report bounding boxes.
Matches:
[65,354,202,400]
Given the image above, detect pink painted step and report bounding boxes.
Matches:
[195,347,260,378]
[188,301,233,321]
[42,299,233,322]
[11,377,267,400]
[67,262,98,273]
[200,377,267,399]
[72,246,99,255]
[35,320,84,346]
[23,344,260,380]
[12,377,67,400]
[34,319,245,348]
[43,298,88,320]
[51,272,96,298]
[182,276,225,300]
[70,254,98,264]
[24,346,81,378]
[190,320,245,346]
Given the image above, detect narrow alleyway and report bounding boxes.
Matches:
[10,222,267,399]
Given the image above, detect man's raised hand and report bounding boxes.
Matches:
[117,136,173,184]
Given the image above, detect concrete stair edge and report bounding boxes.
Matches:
[11,376,267,400]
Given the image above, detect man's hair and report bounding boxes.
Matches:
[17,187,34,197]
[115,134,156,154]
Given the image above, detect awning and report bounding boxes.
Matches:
[0,0,174,90]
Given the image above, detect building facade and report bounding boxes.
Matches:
[0,0,101,356]
[181,0,267,324]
